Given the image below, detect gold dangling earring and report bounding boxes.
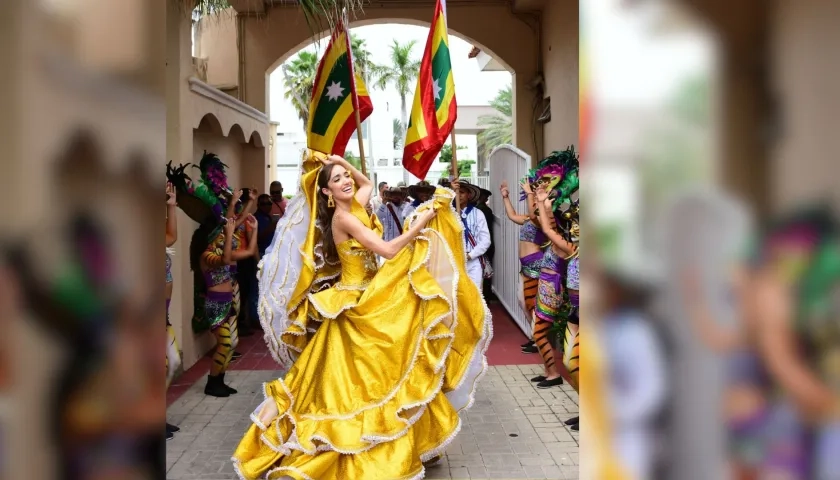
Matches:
[327,194,335,208]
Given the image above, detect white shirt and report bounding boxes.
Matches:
[402,201,418,219]
[460,206,491,261]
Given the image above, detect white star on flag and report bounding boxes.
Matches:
[325,81,345,101]
[432,77,442,100]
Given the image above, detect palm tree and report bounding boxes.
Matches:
[477,85,513,156]
[372,39,421,182]
[282,51,319,131]
[350,35,376,82]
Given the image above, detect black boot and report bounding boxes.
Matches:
[219,372,238,394]
[521,339,535,349]
[570,422,579,432]
[204,375,230,398]
[166,422,180,433]
[564,416,579,426]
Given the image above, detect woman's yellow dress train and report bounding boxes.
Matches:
[233,159,492,480]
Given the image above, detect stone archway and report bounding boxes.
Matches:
[237,4,541,158]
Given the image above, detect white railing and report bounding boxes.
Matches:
[487,145,532,336]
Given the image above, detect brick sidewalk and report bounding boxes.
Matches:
[166,364,579,479]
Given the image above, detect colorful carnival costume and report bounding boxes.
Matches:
[232,156,492,480]
[519,220,550,315]
[526,148,579,388]
[167,154,248,397]
[754,207,840,478]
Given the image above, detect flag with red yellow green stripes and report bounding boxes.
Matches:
[306,24,373,157]
[401,0,457,180]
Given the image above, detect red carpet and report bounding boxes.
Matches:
[485,302,542,366]
[167,302,539,406]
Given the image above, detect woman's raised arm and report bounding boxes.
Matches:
[335,208,436,260]
[328,155,374,209]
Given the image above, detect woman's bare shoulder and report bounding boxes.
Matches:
[331,209,359,242]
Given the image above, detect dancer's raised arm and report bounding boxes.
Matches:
[521,181,538,221]
[535,188,576,256]
[500,181,528,225]
[166,182,178,247]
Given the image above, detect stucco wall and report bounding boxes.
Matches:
[770,0,840,212]
[541,0,580,155]
[194,9,239,89]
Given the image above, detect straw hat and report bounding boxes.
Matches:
[456,180,482,203]
[408,181,436,199]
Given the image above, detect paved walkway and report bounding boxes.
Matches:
[166,304,579,480]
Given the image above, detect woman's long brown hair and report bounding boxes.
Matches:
[316,163,339,265]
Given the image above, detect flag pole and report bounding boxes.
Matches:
[343,11,368,177]
[440,0,459,211]
[450,132,460,211]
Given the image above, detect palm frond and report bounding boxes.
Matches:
[296,0,367,39]
[282,50,319,130]
[375,39,420,104]
[392,118,404,149]
[477,84,513,152]
[184,0,231,22]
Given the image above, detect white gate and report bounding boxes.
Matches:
[487,145,532,336]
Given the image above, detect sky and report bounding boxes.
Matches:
[587,0,714,106]
[268,23,512,135]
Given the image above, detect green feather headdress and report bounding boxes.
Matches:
[166,152,236,228]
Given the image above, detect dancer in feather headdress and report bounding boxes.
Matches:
[525,147,579,390]
[167,153,259,397]
[749,206,840,479]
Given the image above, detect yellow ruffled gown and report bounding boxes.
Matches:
[235,159,492,480]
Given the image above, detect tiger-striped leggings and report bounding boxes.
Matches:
[205,290,240,376]
[563,323,579,391]
[523,275,539,315]
[533,320,557,371]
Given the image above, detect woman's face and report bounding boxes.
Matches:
[322,164,354,202]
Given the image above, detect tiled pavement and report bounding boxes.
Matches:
[166,364,579,480]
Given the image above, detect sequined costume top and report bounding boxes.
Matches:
[520,219,548,246]
[519,220,550,278]
[566,256,579,290]
[201,230,239,287]
[542,246,565,273]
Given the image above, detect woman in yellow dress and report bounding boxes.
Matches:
[233,153,492,480]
